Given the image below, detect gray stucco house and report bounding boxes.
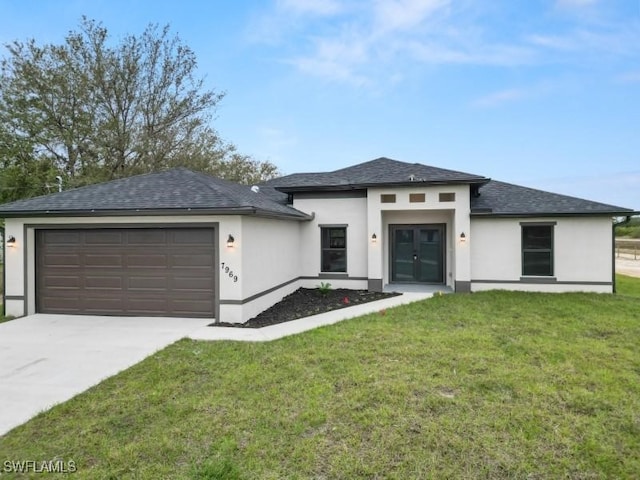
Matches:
[1,157,634,323]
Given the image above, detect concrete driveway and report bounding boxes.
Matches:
[0,314,210,436]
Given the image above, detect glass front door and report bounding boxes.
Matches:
[391,225,445,283]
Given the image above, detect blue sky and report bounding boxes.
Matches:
[1,0,638,209]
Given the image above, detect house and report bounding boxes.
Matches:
[0,157,634,323]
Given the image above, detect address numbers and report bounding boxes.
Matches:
[220,262,238,283]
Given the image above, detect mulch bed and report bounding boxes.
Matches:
[212,288,400,329]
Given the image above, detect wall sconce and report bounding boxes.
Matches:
[459,232,467,243]
[6,235,16,247]
[371,233,377,244]
[226,234,235,248]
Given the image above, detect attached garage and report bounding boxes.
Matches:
[0,168,313,322]
[36,227,217,318]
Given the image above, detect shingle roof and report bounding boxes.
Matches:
[266,157,488,191]
[0,168,310,219]
[472,180,634,216]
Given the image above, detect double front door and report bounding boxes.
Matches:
[391,224,445,284]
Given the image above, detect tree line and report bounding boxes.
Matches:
[0,17,278,204]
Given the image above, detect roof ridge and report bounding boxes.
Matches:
[180,169,307,212]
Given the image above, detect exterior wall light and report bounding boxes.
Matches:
[459,232,467,243]
[371,233,377,244]
[6,235,16,247]
[227,234,235,248]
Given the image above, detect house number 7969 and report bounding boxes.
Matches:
[220,263,239,282]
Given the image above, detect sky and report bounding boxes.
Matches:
[0,0,638,210]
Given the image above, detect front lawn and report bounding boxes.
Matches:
[1,278,640,479]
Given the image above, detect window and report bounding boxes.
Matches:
[522,224,554,276]
[321,227,347,272]
[439,192,455,202]
[409,193,425,203]
[381,194,396,203]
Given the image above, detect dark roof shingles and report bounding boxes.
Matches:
[266,157,487,189]
[0,168,308,218]
[472,180,633,215]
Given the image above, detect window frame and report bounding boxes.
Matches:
[320,225,348,273]
[521,222,556,277]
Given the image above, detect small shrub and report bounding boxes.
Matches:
[318,282,332,296]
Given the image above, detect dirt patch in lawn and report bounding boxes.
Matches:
[213,288,400,328]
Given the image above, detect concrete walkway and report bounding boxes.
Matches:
[0,292,432,436]
[188,292,433,342]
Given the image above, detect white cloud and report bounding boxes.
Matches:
[407,40,534,66]
[288,32,371,85]
[373,0,449,32]
[527,26,639,57]
[251,1,638,87]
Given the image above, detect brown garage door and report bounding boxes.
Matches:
[36,228,216,318]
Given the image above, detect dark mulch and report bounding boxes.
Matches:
[212,288,400,329]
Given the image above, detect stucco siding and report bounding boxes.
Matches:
[293,196,368,279]
[4,218,25,316]
[470,218,520,281]
[470,216,614,292]
[555,217,612,282]
[238,216,302,321]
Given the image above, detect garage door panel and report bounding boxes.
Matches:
[127,254,169,268]
[85,276,123,290]
[127,297,170,315]
[171,299,215,316]
[172,276,215,291]
[42,254,81,267]
[43,231,82,245]
[172,254,214,267]
[42,275,82,289]
[85,254,124,267]
[37,228,216,318]
[39,295,83,312]
[84,230,124,245]
[128,276,169,290]
[127,230,167,245]
[172,229,215,244]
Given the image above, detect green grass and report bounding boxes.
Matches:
[617,273,640,297]
[2,278,640,479]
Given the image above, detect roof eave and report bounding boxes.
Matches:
[0,206,312,221]
[470,210,637,218]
